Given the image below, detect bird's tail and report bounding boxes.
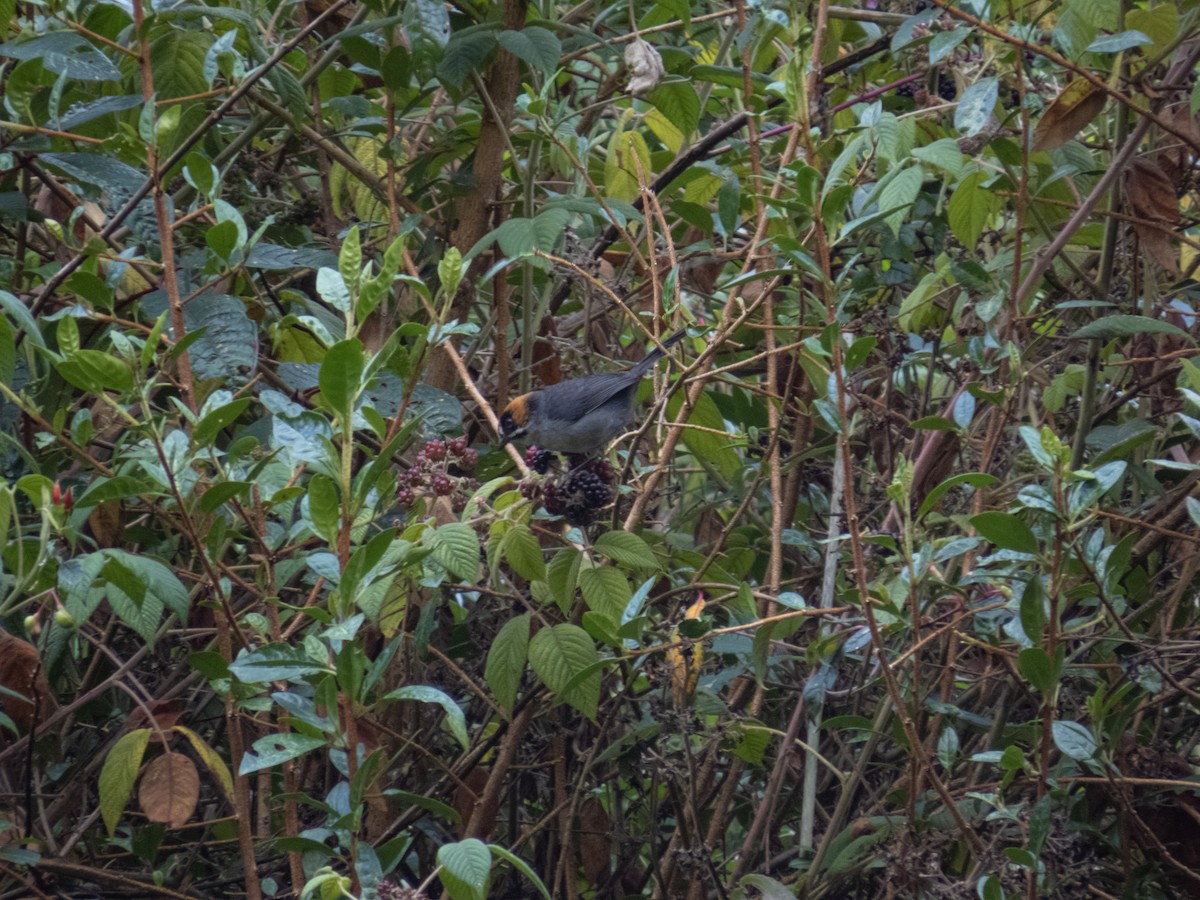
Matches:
[631,328,688,376]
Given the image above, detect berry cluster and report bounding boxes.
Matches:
[396,437,478,507]
[525,445,555,475]
[520,448,617,526]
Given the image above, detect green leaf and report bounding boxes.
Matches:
[1019,577,1046,643]
[437,838,491,900]
[1086,29,1151,52]
[485,614,529,713]
[74,476,149,509]
[647,81,700,138]
[229,644,333,683]
[545,548,582,614]
[318,339,364,422]
[911,138,964,176]
[497,27,561,75]
[594,532,658,569]
[1126,4,1177,55]
[955,76,998,137]
[666,390,739,484]
[1070,314,1191,342]
[916,472,998,520]
[438,30,496,89]
[579,566,631,623]
[878,164,923,236]
[383,685,469,750]
[174,725,235,803]
[937,726,959,769]
[501,525,545,581]
[1018,647,1057,693]
[1052,720,1097,760]
[604,125,653,202]
[307,475,340,545]
[56,350,133,394]
[316,267,351,313]
[970,511,1037,554]
[194,397,251,446]
[99,729,151,836]
[438,247,464,298]
[338,226,362,297]
[0,290,43,347]
[239,733,326,775]
[529,624,600,720]
[428,523,480,580]
[948,171,998,248]
[930,27,970,64]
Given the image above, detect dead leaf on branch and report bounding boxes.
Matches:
[138,752,200,829]
[1031,79,1108,151]
[1126,159,1181,274]
[0,630,56,747]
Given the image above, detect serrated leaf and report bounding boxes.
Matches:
[594,532,658,569]
[99,728,151,836]
[605,125,652,202]
[528,624,600,720]
[428,523,480,580]
[497,27,560,75]
[501,526,545,581]
[948,171,998,247]
[485,614,529,713]
[579,566,631,623]
[438,31,495,88]
[383,685,469,750]
[911,138,965,176]
[647,81,700,138]
[879,165,923,236]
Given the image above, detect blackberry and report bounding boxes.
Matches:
[431,474,453,496]
[525,446,554,474]
[425,440,447,461]
[543,482,566,516]
[458,448,478,470]
[397,487,414,506]
[448,436,468,455]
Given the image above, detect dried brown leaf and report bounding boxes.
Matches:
[138,752,199,828]
[576,796,612,886]
[0,630,56,746]
[1126,159,1180,274]
[1031,80,1107,151]
[126,699,185,743]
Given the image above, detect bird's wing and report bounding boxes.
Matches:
[540,373,639,418]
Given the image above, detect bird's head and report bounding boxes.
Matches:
[498,393,535,446]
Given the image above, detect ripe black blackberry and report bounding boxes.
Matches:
[525,445,554,474]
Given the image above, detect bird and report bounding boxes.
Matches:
[498,329,688,454]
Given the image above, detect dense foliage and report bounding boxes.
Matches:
[3,0,1200,896]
